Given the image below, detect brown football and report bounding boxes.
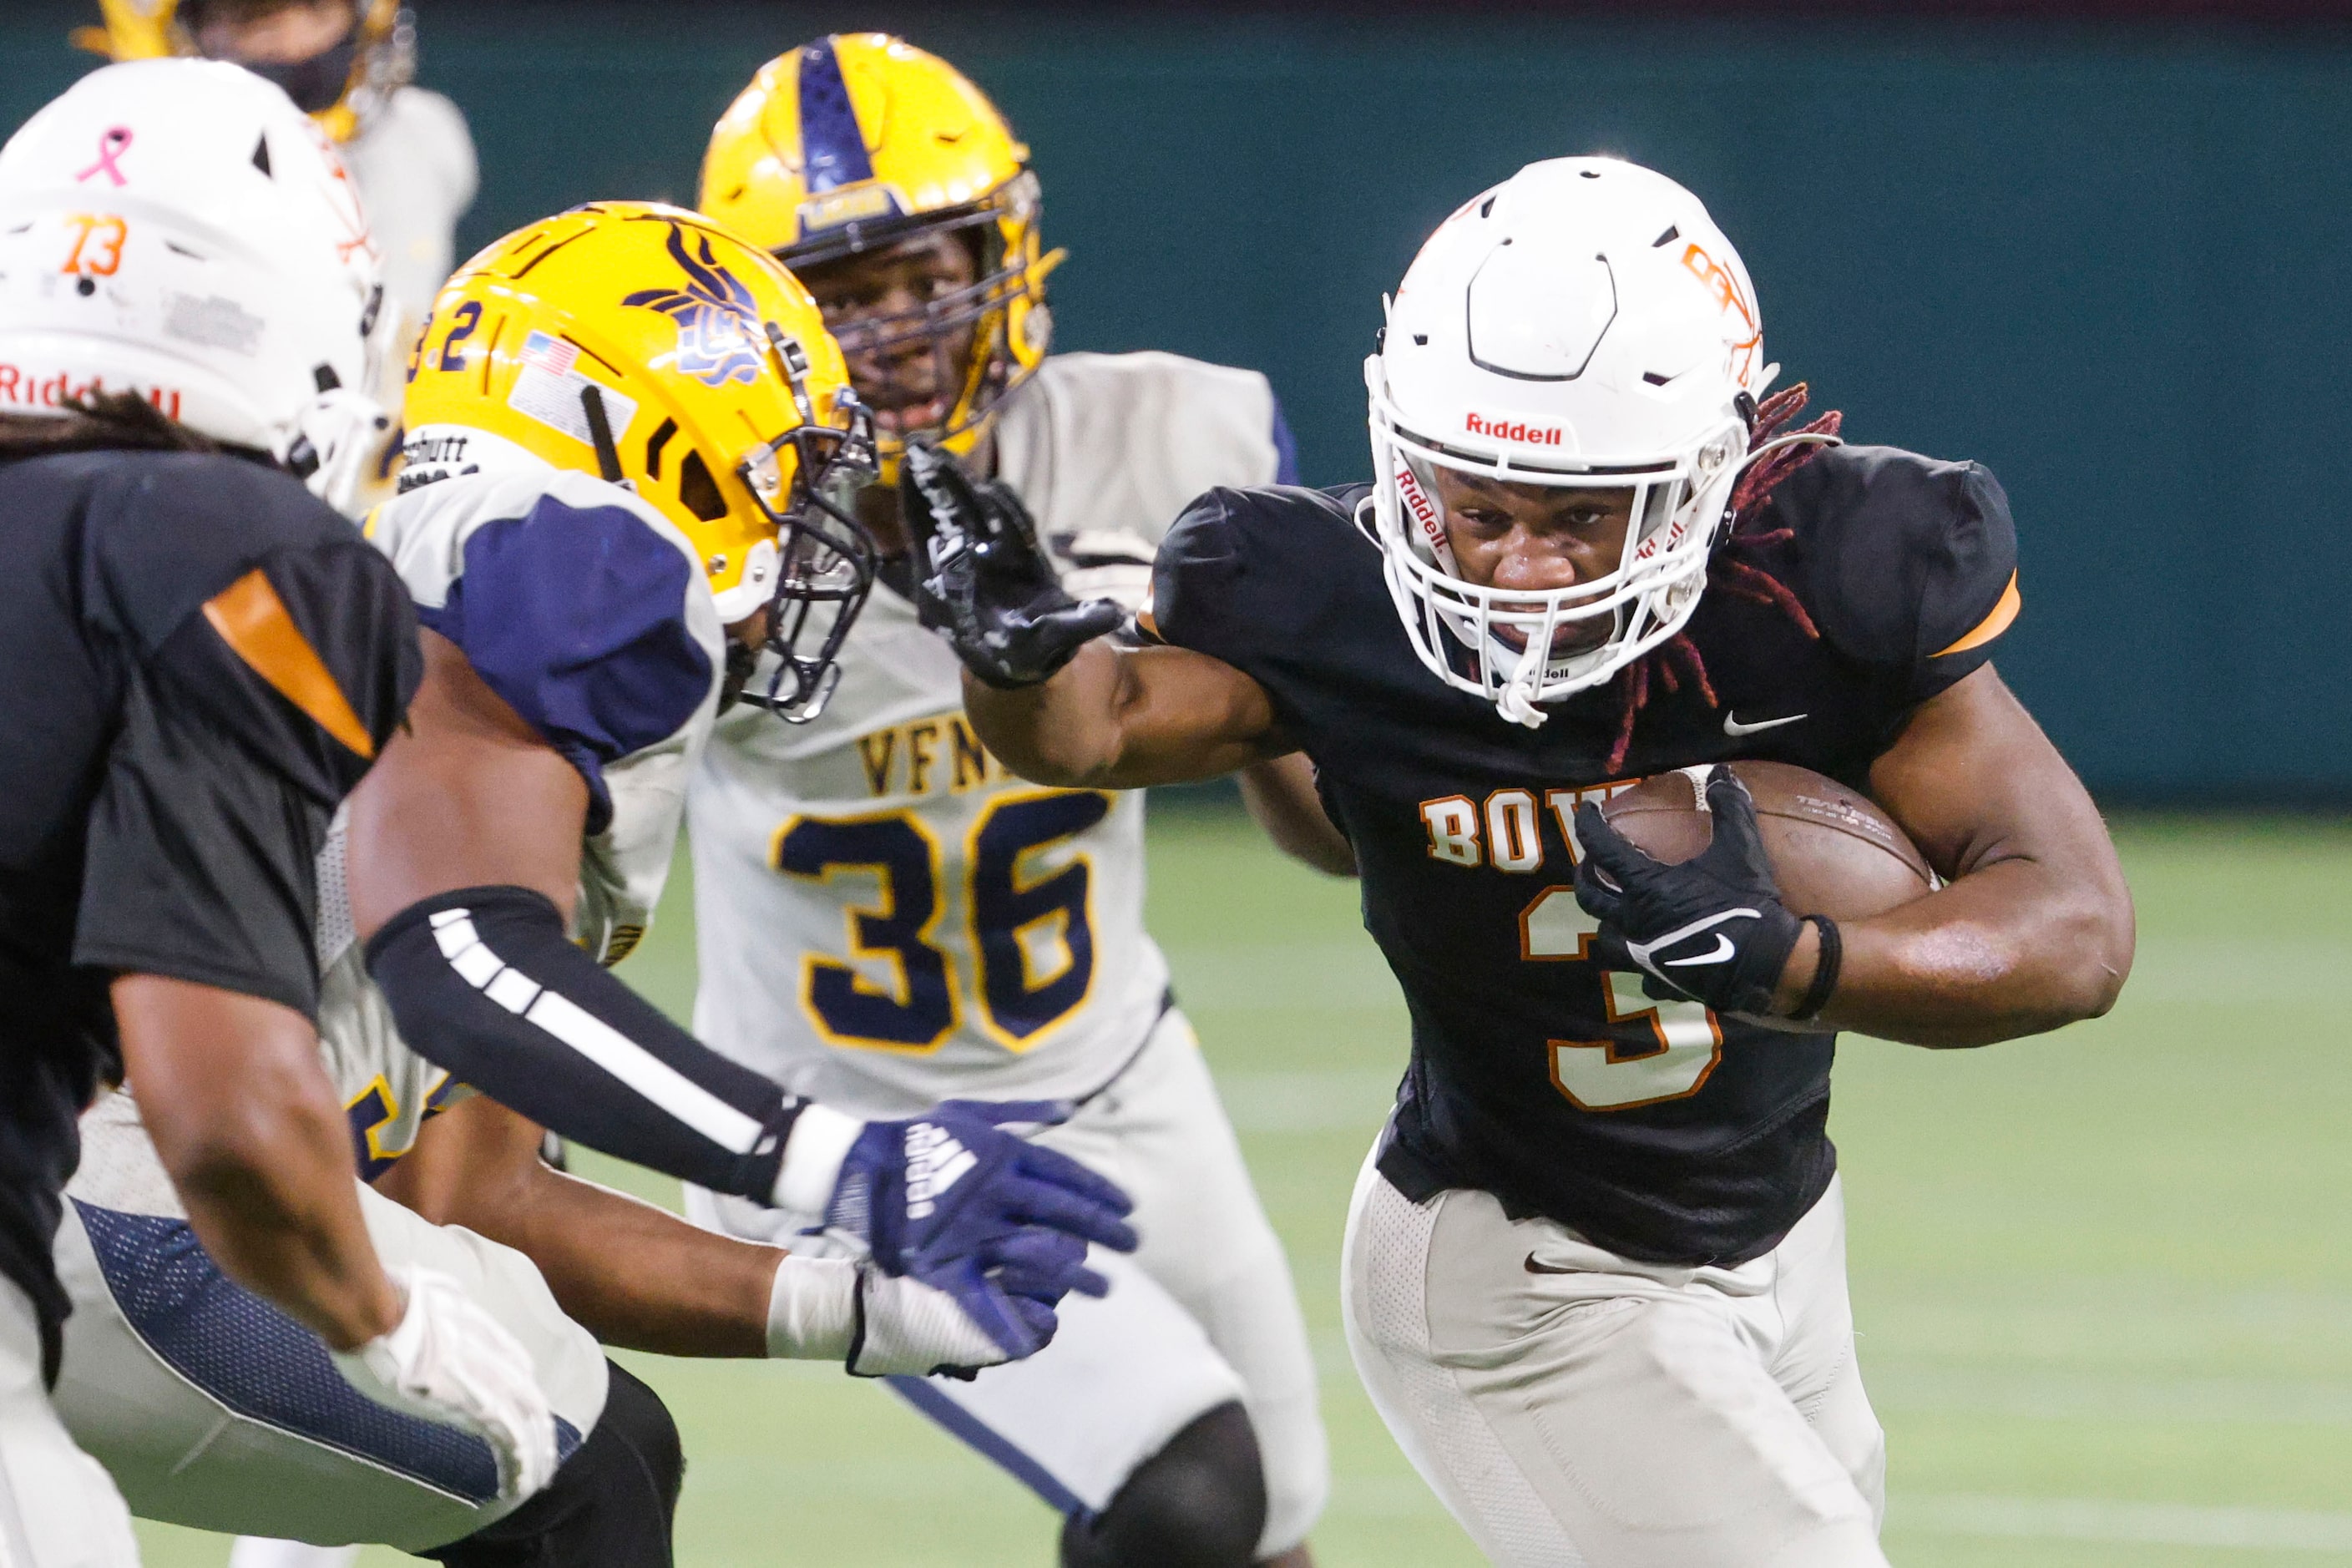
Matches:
[1598,761,1934,923]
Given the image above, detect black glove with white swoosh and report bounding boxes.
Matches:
[1572,767,1808,1018]
[901,441,1125,688]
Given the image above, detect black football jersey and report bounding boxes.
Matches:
[1152,444,2018,1267]
[0,447,419,1373]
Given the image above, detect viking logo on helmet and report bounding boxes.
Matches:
[622,224,766,389]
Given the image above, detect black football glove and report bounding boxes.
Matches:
[900,441,1125,688]
[1572,766,1812,1019]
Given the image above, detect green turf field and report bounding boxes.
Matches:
[133,808,2352,1566]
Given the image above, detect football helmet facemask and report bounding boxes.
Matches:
[401,203,878,722]
[1365,156,1833,728]
[76,0,415,143]
[699,33,1061,480]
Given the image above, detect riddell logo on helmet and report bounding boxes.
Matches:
[1465,412,1561,446]
[0,364,181,421]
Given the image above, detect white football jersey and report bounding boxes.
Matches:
[688,352,1292,1114]
[318,467,725,1173]
[341,85,478,417]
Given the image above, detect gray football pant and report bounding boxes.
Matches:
[1343,1156,1887,1568]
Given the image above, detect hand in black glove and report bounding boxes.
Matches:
[1572,766,1817,1019]
[899,441,1125,688]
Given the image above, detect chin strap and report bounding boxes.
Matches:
[276,388,396,519]
[1497,635,1551,730]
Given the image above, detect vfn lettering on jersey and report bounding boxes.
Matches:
[857,712,1011,798]
[1419,782,1636,871]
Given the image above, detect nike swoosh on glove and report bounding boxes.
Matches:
[330,1264,559,1501]
[1571,766,1806,1018]
[901,441,1125,687]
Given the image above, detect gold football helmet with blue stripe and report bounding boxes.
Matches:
[75,0,412,143]
[401,202,877,720]
[699,33,1062,478]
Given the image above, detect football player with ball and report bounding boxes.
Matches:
[908,155,2136,1567]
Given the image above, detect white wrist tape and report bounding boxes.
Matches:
[771,1101,865,1213]
[765,1255,858,1360]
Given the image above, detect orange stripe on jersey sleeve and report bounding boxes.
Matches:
[201,568,377,758]
[1931,570,2020,659]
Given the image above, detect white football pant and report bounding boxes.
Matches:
[228,1543,354,1568]
[53,1092,605,1550]
[0,1273,139,1565]
[1343,1154,1886,1568]
[692,1008,1328,1558]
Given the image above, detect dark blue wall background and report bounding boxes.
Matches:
[7,3,2346,798]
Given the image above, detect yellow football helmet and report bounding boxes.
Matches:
[699,33,1064,477]
[402,201,879,721]
[74,0,412,143]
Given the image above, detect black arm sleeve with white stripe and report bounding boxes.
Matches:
[364,885,798,1201]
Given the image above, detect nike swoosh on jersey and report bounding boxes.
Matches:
[1663,934,1738,967]
[1722,710,1808,736]
[1525,1253,1584,1276]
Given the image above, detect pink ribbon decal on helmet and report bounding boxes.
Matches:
[76,127,134,187]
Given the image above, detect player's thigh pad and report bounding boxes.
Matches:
[1034,1009,1328,1555]
[0,1273,139,1567]
[1341,1149,1885,1568]
[686,1181,1253,1530]
[53,1178,607,1551]
[883,1242,1247,1519]
[1762,1177,1886,1528]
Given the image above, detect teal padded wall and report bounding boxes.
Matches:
[5,3,2346,797]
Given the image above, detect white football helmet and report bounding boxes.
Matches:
[1364,156,1829,728]
[0,59,387,509]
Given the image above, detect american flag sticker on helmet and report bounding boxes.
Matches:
[509,332,639,453]
[519,330,579,377]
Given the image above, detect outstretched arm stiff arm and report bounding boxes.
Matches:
[964,641,1287,789]
[923,455,2129,1056]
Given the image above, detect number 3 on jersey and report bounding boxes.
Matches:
[1521,887,1723,1110]
[774,791,1111,1054]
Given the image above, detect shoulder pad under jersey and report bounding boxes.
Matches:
[1146,483,1370,660]
[367,468,724,831]
[1768,443,2020,689]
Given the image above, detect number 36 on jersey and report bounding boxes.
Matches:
[772,789,1113,1055]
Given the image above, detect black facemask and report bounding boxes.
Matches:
[236,33,361,114]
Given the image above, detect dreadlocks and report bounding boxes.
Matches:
[0,391,219,460]
[1601,383,1843,774]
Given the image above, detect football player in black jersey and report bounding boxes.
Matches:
[0,61,556,1565]
[902,156,2133,1566]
